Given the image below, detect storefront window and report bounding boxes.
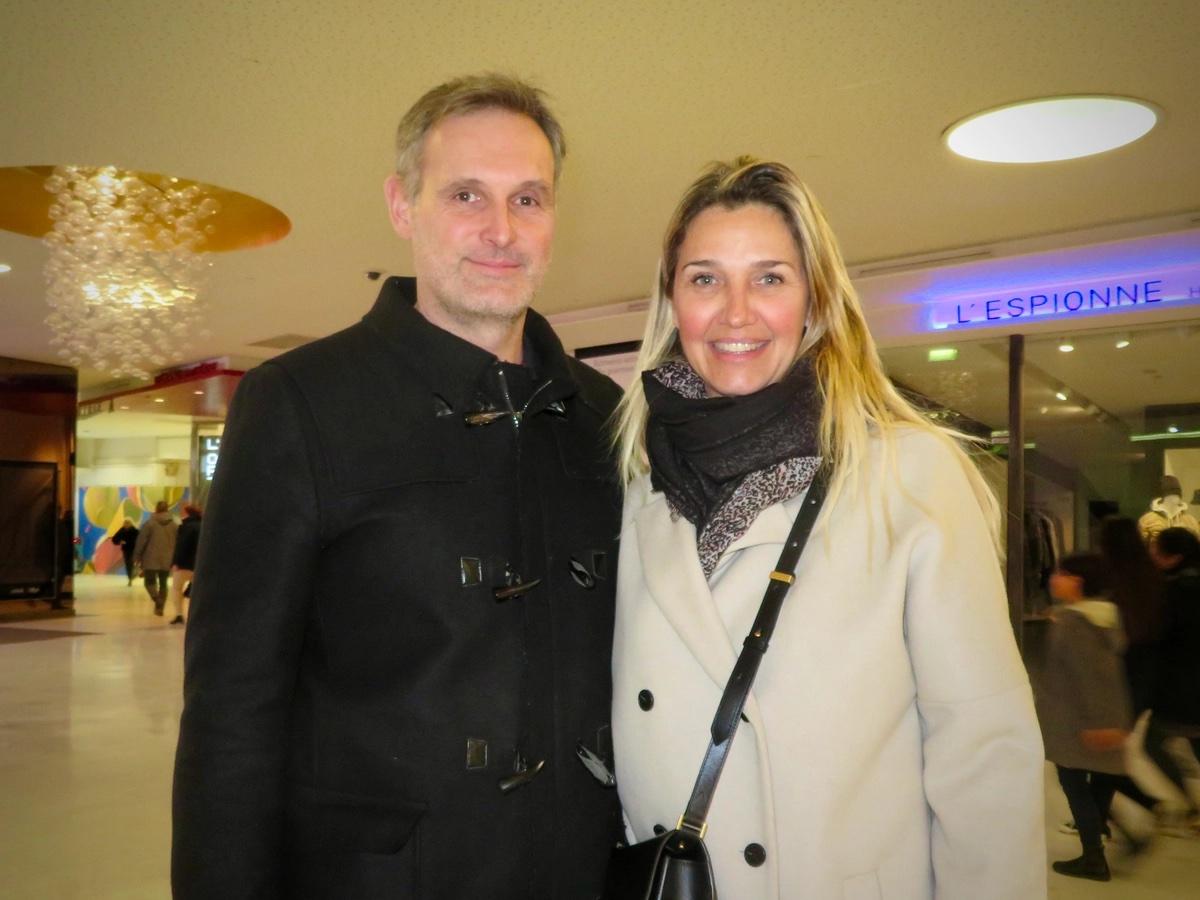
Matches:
[881,320,1200,624]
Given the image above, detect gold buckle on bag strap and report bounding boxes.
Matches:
[768,570,794,585]
[676,815,708,839]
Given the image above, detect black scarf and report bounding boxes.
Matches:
[644,357,823,577]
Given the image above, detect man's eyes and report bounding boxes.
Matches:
[449,191,543,208]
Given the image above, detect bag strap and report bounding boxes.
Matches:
[676,465,829,840]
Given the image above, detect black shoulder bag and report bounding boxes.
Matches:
[603,466,829,900]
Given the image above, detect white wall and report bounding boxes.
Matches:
[76,435,191,487]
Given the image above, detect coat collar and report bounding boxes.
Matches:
[362,275,581,415]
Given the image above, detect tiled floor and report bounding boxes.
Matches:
[2,574,1198,898]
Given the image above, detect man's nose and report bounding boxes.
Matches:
[482,204,515,247]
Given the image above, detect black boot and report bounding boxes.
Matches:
[1052,846,1110,881]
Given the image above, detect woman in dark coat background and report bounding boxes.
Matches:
[1150,527,1200,833]
[111,518,140,586]
[167,504,202,625]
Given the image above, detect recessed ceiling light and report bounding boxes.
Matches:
[1058,340,1075,353]
[193,390,203,395]
[927,347,958,362]
[1115,338,1131,349]
[153,397,166,403]
[1055,390,1069,401]
[945,96,1157,163]
[0,263,11,274]
[1168,425,1180,434]
[118,405,129,410]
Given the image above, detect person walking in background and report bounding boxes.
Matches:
[111,517,140,585]
[1038,553,1134,882]
[134,500,178,616]
[167,504,201,626]
[1149,526,1200,833]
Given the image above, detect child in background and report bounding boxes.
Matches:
[1037,553,1134,882]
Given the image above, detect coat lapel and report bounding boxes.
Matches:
[633,491,740,694]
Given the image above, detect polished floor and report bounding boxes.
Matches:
[2,575,1198,898]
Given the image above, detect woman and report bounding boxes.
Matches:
[1099,515,1165,713]
[611,158,1045,898]
[1098,515,1189,823]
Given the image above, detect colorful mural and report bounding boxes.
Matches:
[76,486,190,575]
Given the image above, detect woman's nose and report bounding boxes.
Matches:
[722,284,753,327]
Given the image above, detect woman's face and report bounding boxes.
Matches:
[671,203,809,397]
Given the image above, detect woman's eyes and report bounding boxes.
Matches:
[452,190,478,203]
[687,272,784,287]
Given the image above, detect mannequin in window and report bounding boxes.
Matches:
[1138,476,1200,544]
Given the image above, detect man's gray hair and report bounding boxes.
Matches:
[394,72,566,199]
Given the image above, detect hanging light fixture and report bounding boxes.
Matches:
[0,164,290,380]
[40,165,222,378]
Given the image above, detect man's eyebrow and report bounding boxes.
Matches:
[441,178,552,194]
[514,179,552,194]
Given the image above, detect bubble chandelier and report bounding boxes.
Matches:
[40,165,220,379]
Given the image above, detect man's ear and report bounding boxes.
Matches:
[384,174,414,239]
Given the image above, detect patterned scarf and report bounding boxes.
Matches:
[643,358,823,577]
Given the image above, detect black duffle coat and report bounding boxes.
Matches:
[173,277,623,900]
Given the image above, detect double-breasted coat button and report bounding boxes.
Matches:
[743,843,766,867]
[637,690,654,711]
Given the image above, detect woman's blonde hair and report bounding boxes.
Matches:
[613,156,999,541]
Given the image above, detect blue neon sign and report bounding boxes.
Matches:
[928,267,1200,330]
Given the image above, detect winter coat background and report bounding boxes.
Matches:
[173,278,623,900]
[1137,499,1200,543]
[134,511,177,570]
[613,428,1046,900]
[171,513,201,570]
[1034,599,1132,773]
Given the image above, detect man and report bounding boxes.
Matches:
[173,74,623,899]
[111,517,139,585]
[135,500,177,615]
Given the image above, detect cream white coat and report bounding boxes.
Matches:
[613,429,1046,899]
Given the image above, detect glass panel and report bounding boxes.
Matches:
[1023,322,1200,587]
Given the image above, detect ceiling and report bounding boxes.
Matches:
[2,0,1200,391]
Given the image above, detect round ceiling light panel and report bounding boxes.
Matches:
[945,96,1158,163]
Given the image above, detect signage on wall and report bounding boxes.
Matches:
[928,267,1200,331]
[199,436,221,482]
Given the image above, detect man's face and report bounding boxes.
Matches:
[386,108,556,333]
